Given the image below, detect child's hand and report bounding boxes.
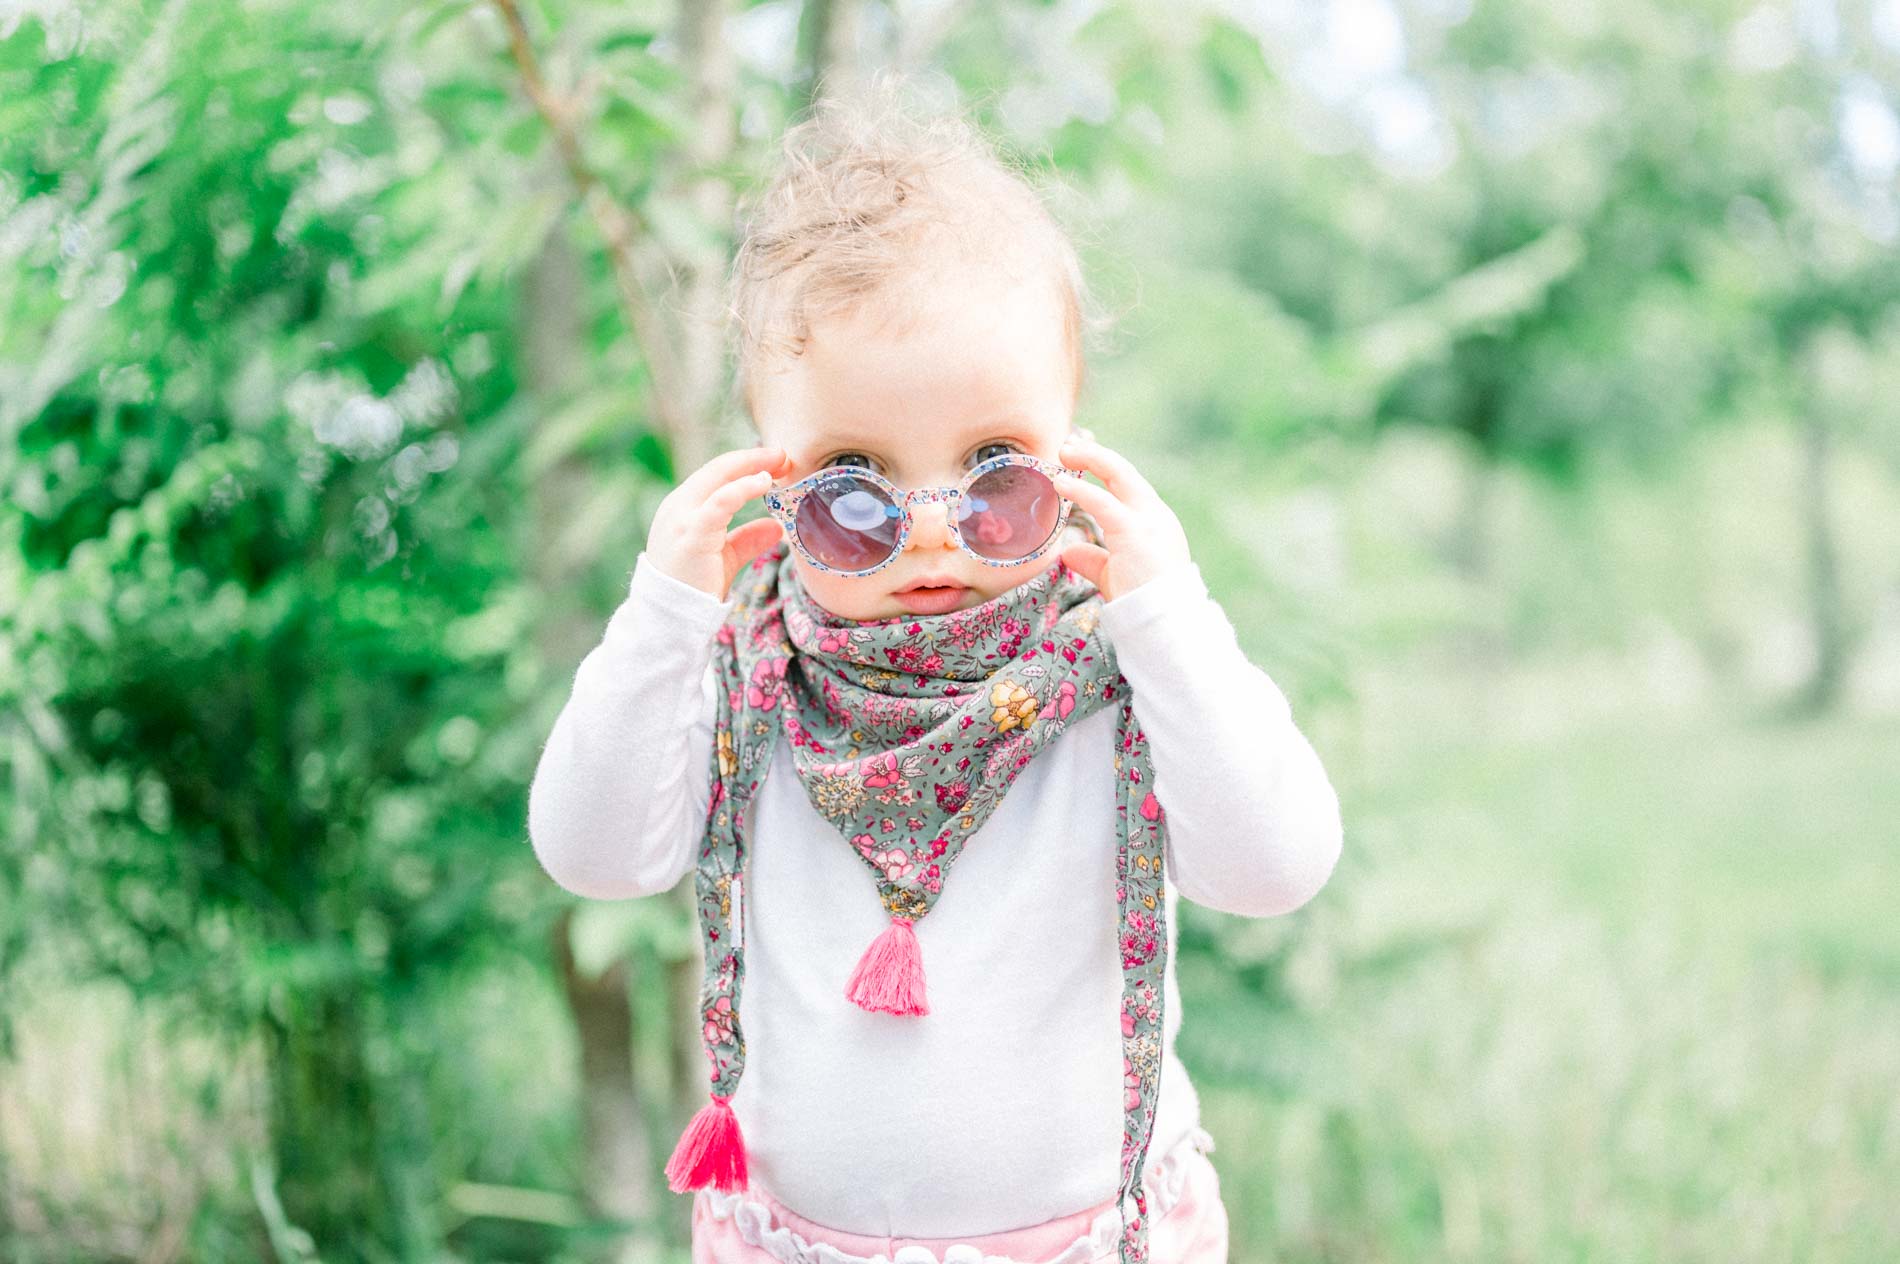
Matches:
[1051,434,1194,603]
[646,444,790,600]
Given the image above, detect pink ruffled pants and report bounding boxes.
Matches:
[691,1132,1229,1264]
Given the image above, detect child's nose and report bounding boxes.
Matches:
[905,500,959,549]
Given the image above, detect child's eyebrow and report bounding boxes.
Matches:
[806,417,1037,454]
[805,434,883,452]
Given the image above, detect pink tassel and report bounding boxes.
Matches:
[845,915,930,1016]
[664,1092,749,1193]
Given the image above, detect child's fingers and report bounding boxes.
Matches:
[722,516,784,580]
[679,444,786,504]
[699,465,778,524]
[1051,471,1133,536]
[1058,436,1158,507]
[1058,540,1111,590]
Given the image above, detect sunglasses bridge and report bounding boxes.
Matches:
[887,484,976,523]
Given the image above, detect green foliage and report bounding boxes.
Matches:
[3,0,1898,1260]
[0,0,585,1252]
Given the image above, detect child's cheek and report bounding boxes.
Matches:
[794,558,878,622]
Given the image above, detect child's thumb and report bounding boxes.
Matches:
[725,517,785,573]
[1060,542,1109,589]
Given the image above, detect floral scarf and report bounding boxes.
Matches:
[664,535,1172,1264]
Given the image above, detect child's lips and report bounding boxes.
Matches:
[893,585,970,614]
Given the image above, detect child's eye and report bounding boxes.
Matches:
[971,442,1020,465]
[824,452,879,472]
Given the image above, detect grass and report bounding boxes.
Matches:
[1188,659,1900,1263]
[6,657,1896,1262]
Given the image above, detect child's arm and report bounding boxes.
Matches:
[527,551,734,899]
[1098,563,1344,918]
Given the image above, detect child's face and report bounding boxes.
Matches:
[754,269,1078,623]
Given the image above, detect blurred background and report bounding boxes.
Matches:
[3,0,1898,1260]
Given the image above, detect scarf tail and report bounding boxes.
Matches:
[1115,695,1165,1264]
[1118,1188,1152,1264]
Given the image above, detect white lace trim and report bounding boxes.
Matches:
[697,1126,1217,1264]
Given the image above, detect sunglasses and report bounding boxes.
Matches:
[762,453,1076,578]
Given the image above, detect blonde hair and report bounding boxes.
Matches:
[724,73,1113,427]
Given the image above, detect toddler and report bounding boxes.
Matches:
[528,86,1344,1264]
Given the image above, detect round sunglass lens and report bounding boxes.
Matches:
[794,473,901,572]
[961,463,1062,561]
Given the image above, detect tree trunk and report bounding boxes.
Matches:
[522,202,660,1258]
[516,2,743,1249]
[1450,450,1492,583]
[264,991,397,1259]
[552,910,659,1262]
[667,0,741,470]
[1794,404,1847,714]
[665,920,706,1135]
[1448,444,1511,726]
[801,0,863,110]
[659,0,737,1151]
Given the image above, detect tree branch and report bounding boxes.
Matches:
[488,0,692,453]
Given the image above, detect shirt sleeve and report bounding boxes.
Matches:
[526,550,733,900]
[1096,562,1344,918]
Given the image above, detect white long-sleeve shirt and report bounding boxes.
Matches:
[528,550,1344,1236]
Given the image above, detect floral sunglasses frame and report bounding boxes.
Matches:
[761,452,1080,579]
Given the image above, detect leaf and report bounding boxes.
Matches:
[629,427,672,482]
[1343,226,1588,392]
[476,186,567,286]
[568,902,640,979]
[520,386,644,479]
[638,193,727,273]
[600,61,693,141]
[568,897,694,978]
[1199,17,1272,112]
